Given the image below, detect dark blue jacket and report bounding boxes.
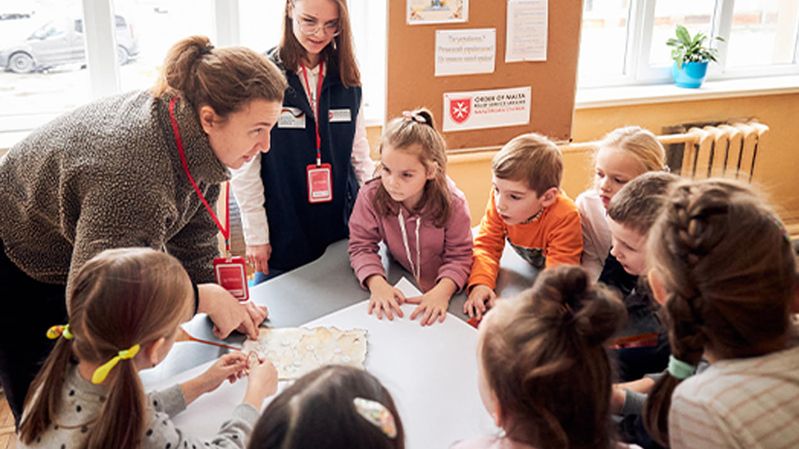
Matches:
[260,50,362,271]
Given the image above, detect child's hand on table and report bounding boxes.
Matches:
[366,275,406,320]
[464,284,497,320]
[407,278,457,326]
[181,353,248,405]
[243,356,278,409]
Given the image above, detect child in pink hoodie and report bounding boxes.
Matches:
[348,108,473,327]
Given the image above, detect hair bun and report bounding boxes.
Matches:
[530,266,626,346]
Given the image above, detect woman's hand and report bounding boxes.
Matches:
[464,284,497,320]
[181,353,247,405]
[365,275,406,321]
[197,283,268,339]
[247,243,272,274]
[243,356,278,409]
[406,278,456,326]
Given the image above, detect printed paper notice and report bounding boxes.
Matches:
[505,0,548,62]
[435,29,496,77]
[443,87,531,132]
[408,0,468,25]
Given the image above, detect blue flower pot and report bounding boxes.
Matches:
[672,61,709,88]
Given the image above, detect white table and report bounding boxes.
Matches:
[141,239,537,448]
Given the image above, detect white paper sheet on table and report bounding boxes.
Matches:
[143,277,497,449]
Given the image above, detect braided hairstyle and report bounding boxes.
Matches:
[480,265,627,449]
[643,178,796,445]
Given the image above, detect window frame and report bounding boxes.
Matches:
[578,0,799,89]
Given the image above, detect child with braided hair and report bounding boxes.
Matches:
[453,265,627,449]
[18,248,278,449]
[643,179,799,449]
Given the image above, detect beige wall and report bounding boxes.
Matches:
[441,92,799,230]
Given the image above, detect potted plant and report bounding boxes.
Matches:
[666,25,724,88]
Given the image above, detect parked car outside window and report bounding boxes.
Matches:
[0,14,139,73]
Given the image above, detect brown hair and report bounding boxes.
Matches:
[493,133,563,196]
[597,126,667,173]
[481,265,626,449]
[19,248,194,449]
[374,108,451,227]
[643,179,796,445]
[279,0,361,87]
[607,172,681,235]
[152,35,287,117]
[248,365,404,449]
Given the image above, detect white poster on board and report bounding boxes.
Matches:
[407,0,468,25]
[435,28,496,76]
[442,86,531,132]
[505,0,548,62]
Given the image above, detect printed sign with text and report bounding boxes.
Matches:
[442,87,531,132]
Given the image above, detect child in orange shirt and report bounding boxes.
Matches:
[465,133,582,319]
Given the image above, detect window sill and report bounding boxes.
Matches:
[575,75,799,110]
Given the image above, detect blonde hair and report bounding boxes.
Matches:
[643,179,796,445]
[280,0,361,87]
[598,126,666,172]
[152,35,287,117]
[492,133,563,195]
[481,266,626,449]
[19,248,194,449]
[374,108,451,227]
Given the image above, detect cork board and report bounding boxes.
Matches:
[386,0,582,149]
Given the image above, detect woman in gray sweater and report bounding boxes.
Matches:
[0,35,287,422]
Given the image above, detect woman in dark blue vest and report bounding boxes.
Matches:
[232,0,373,282]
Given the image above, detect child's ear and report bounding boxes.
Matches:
[141,337,168,369]
[198,105,218,134]
[647,269,668,306]
[426,162,439,180]
[539,187,559,207]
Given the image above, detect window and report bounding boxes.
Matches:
[578,0,799,88]
[0,0,387,141]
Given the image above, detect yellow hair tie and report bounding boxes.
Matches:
[91,344,141,384]
[46,324,74,340]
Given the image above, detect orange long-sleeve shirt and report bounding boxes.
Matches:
[468,191,583,290]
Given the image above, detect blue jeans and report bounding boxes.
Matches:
[253,269,286,285]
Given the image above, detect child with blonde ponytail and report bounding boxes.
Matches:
[18,248,278,449]
[644,179,799,448]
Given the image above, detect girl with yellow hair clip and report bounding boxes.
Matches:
[18,248,279,449]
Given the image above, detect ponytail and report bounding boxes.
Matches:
[18,337,75,444]
[152,35,286,118]
[86,362,146,449]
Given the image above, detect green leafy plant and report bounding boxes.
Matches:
[666,25,724,68]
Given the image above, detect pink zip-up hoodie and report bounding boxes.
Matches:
[348,178,473,292]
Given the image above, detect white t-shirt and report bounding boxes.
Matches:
[576,189,611,280]
[669,338,799,449]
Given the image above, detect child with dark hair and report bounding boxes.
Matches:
[644,179,799,449]
[453,265,627,449]
[248,365,404,449]
[17,248,278,449]
[602,172,681,382]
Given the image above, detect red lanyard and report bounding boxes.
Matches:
[168,97,231,253]
[300,61,325,166]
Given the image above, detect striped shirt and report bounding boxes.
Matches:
[669,338,799,449]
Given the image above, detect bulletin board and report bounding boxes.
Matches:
[386,0,583,149]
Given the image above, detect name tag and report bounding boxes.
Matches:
[278,107,306,129]
[328,108,352,123]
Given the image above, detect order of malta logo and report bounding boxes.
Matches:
[449,98,472,124]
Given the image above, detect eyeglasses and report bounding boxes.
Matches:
[294,16,341,37]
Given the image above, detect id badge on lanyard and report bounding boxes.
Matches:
[302,62,333,204]
[168,97,250,302]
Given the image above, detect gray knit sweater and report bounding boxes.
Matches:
[0,90,228,286]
